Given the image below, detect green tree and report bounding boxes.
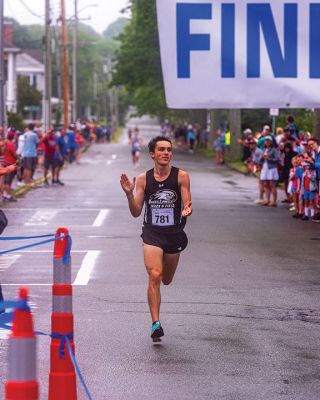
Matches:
[7,112,24,131]
[17,76,42,116]
[112,0,167,117]
[112,0,206,126]
[102,18,129,40]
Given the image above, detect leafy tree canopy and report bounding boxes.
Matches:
[102,18,129,40]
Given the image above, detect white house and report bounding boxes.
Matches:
[16,49,45,121]
[4,22,21,113]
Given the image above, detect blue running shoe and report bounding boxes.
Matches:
[151,321,164,342]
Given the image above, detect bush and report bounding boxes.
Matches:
[7,112,24,131]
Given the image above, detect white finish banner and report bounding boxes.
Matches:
[156,0,320,108]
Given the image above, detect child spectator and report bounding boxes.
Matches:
[290,156,303,218]
[307,138,320,222]
[280,142,296,203]
[238,129,253,175]
[260,136,280,206]
[301,162,317,220]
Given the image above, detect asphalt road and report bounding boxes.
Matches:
[1,117,320,400]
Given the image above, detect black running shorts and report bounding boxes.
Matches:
[141,227,188,254]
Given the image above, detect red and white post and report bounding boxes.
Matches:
[5,287,39,400]
[48,227,77,400]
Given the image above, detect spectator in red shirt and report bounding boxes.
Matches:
[43,128,57,185]
[3,131,18,202]
[37,129,46,172]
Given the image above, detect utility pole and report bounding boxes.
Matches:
[61,0,69,128]
[72,0,78,122]
[102,59,108,126]
[228,109,242,162]
[114,87,119,130]
[44,0,52,131]
[0,0,5,133]
[53,24,62,123]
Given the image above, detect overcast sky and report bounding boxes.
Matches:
[4,0,130,34]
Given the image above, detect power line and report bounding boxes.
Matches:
[17,0,44,19]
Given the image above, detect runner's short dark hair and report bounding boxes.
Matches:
[148,136,172,152]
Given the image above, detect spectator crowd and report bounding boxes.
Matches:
[238,116,320,222]
[157,116,320,222]
[0,121,112,204]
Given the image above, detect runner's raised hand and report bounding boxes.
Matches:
[120,174,136,196]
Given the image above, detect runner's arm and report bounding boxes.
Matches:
[120,173,145,217]
[179,170,192,217]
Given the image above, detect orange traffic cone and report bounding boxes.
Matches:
[5,287,39,400]
[49,227,77,400]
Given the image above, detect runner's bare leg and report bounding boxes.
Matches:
[162,253,180,285]
[144,244,163,322]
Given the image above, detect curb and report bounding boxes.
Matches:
[11,144,92,199]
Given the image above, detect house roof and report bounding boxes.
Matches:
[22,49,43,64]
[16,51,44,74]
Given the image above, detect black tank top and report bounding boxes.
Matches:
[143,166,186,233]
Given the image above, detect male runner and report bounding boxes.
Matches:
[120,136,192,341]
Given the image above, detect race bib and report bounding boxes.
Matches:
[151,208,174,226]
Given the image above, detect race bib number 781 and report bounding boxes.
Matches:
[151,208,174,226]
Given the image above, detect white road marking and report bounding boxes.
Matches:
[24,210,57,226]
[0,254,21,271]
[112,154,117,160]
[88,235,109,238]
[0,329,10,340]
[106,160,112,166]
[2,250,101,286]
[92,209,109,227]
[73,250,100,286]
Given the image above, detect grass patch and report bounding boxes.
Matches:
[196,148,215,158]
[111,126,124,143]
[228,161,248,173]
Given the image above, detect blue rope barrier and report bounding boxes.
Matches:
[0,234,55,241]
[66,335,94,400]
[0,234,71,263]
[63,235,72,264]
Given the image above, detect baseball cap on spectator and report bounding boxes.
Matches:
[263,125,271,131]
[243,128,252,135]
[264,136,273,141]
